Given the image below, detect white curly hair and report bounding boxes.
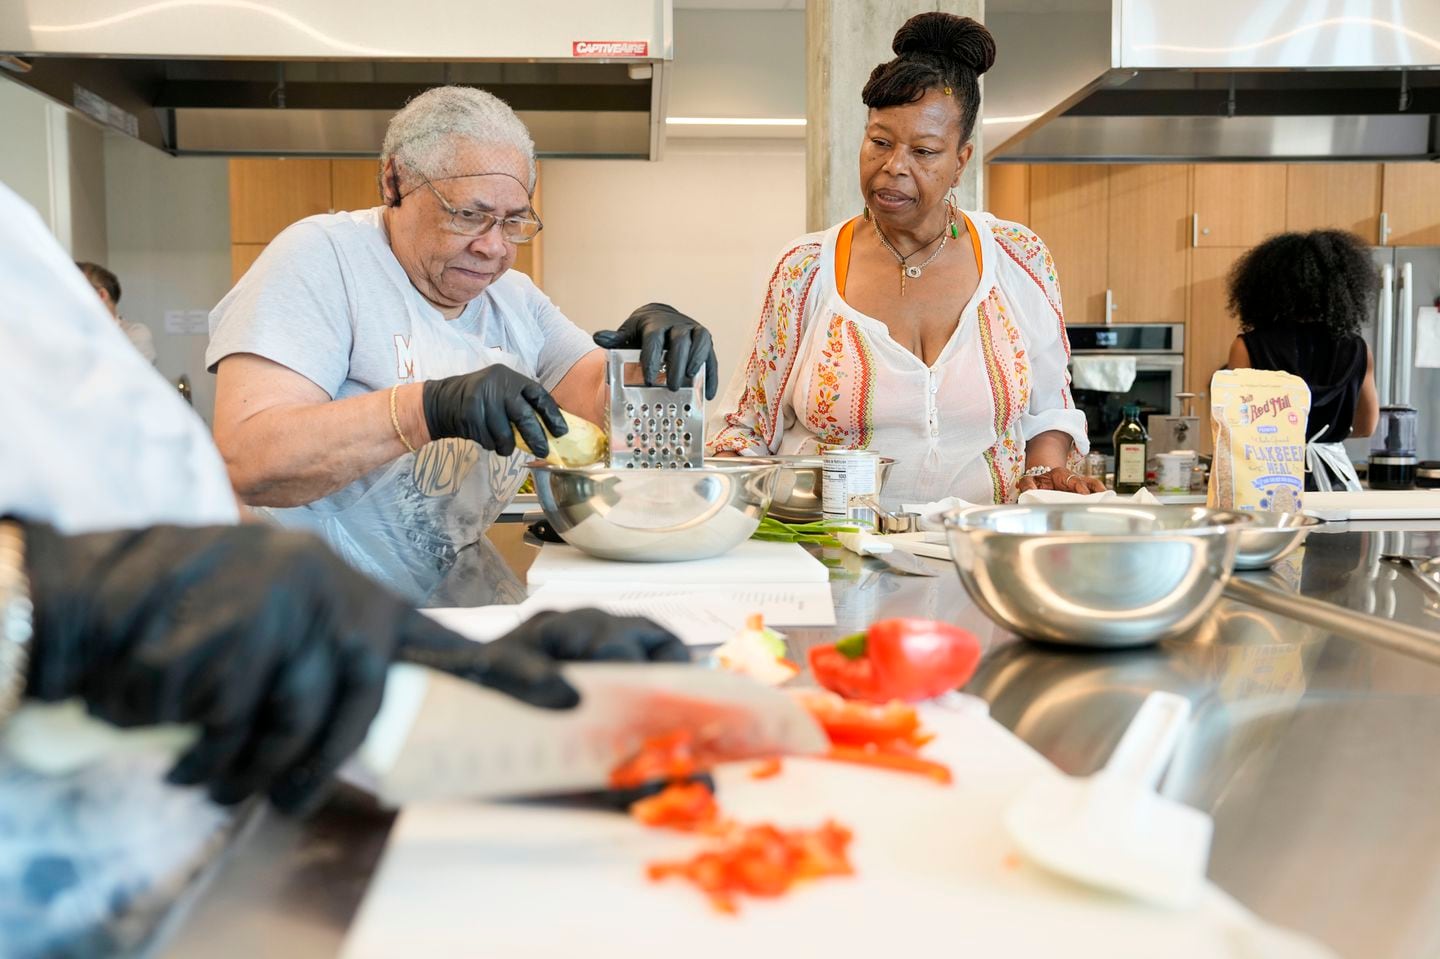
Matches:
[381,86,536,191]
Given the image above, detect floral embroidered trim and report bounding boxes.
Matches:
[806,313,875,449]
[848,321,876,450]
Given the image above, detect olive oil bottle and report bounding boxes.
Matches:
[1112,404,1149,495]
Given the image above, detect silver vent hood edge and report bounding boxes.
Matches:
[986,0,1440,163]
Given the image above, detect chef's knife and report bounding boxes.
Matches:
[347,663,829,805]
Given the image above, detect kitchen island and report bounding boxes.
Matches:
[156,520,1440,959]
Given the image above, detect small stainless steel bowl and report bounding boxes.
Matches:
[1233,511,1325,570]
[944,504,1249,648]
[529,459,780,562]
[745,455,896,522]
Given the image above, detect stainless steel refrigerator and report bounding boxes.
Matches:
[1340,248,1440,469]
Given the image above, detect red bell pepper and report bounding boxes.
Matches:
[808,618,982,703]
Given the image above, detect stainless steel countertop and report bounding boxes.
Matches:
[157,521,1440,959]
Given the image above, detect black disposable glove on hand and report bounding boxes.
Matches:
[592,302,719,400]
[401,608,691,710]
[422,364,567,458]
[21,523,685,815]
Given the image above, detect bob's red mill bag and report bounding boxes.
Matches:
[1207,369,1312,513]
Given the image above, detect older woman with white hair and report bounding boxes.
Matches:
[208,86,718,598]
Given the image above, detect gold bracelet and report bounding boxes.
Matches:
[389,384,417,453]
[0,520,34,726]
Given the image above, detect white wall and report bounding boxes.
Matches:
[540,138,806,395]
[0,80,56,221]
[669,9,805,119]
[540,8,809,394]
[102,135,233,424]
[0,78,108,262]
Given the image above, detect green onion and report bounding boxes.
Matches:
[750,516,872,547]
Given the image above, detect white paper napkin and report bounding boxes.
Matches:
[902,488,1161,531]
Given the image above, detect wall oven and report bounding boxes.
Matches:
[1066,324,1185,456]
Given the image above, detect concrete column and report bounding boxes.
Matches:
[806,0,984,233]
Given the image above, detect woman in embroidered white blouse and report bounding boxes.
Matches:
[708,13,1104,505]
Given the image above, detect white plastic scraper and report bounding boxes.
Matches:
[1004,690,1213,908]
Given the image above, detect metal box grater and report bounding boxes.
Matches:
[606,349,706,469]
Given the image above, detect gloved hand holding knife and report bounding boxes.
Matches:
[18,521,686,816]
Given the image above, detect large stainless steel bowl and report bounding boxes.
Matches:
[944,504,1249,647]
[529,459,781,562]
[745,455,896,522]
[1233,511,1325,570]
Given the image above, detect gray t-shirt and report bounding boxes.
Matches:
[207,208,596,595]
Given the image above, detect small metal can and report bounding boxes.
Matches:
[822,449,880,518]
[1084,451,1107,481]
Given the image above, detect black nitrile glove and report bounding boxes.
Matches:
[592,303,719,400]
[413,608,691,711]
[422,364,567,458]
[20,522,688,815]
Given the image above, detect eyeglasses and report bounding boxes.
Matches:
[418,177,543,244]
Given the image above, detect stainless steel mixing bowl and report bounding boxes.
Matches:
[944,504,1249,647]
[1232,511,1325,570]
[529,459,781,562]
[745,455,896,522]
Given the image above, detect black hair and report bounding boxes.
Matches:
[1227,230,1378,337]
[861,13,996,146]
[76,261,121,305]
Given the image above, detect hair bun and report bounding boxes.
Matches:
[892,13,996,76]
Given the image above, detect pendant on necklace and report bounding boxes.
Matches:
[904,265,923,279]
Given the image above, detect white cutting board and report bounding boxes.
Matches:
[342,703,1332,959]
[1306,490,1440,520]
[526,539,829,589]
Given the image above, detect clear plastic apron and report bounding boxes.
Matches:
[1306,426,1363,494]
[258,283,542,602]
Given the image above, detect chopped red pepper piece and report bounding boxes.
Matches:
[609,730,699,790]
[823,744,952,785]
[646,820,854,914]
[794,689,921,744]
[629,782,720,832]
[749,757,783,780]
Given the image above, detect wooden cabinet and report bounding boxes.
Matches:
[331,159,383,212]
[1027,165,1109,325]
[230,243,267,285]
[228,158,333,244]
[1381,163,1440,246]
[227,158,544,286]
[1186,247,1246,454]
[985,163,1029,225]
[1285,163,1382,242]
[1105,165,1190,326]
[1192,164,1287,248]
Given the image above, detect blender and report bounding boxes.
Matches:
[1369,406,1418,490]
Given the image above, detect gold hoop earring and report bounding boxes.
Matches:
[863,206,872,221]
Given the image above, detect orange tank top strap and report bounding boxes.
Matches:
[835,217,858,297]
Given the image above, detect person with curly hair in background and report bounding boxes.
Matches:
[708,12,1102,505]
[1226,230,1380,491]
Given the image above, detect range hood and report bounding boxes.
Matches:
[0,0,672,159]
[986,0,1440,163]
